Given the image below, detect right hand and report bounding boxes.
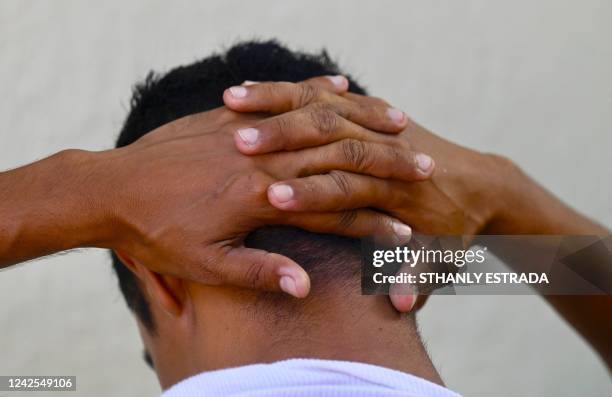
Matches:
[98,76,435,298]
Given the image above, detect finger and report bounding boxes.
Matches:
[280,209,413,246]
[389,292,418,313]
[234,105,388,154]
[225,80,337,113]
[267,172,403,212]
[219,246,311,298]
[288,139,435,183]
[389,262,419,313]
[343,92,420,135]
[240,75,349,93]
[300,75,349,93]
[223,81,408,133]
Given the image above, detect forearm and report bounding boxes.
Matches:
[485,158,608,236]
[0,149,111,268]
[485,159,611,369]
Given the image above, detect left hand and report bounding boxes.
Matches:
[226,82,512,310]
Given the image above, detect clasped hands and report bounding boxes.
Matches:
[103,75,505,311]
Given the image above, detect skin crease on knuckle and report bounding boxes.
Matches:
[244,261,267,289]
[344,94,389,124]
[328,171,353,199]
[342,139,368,171]
[262,83,280,108]
[296,178,319,204]
[387,146,404,178]
[297,83,319,108]
[271,115,293,146]
[309,104,339,136]
[188,248,226,286]
[337,209,359,230]
[354,99,375,121]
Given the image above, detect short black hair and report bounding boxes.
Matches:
[112,40,368,331]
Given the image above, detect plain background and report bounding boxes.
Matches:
[1,1,611,396]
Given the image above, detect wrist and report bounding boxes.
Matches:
[0,149,118,265]
[51,148,119,249]
[481,154,546,234]
[475,153,524,234]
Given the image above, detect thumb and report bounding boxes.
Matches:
[219,247,311,298]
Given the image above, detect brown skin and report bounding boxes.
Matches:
[225,84,501,236]
[1,75,609,372]
[227,83,611,370]
[120,254,442,390]
[0,76,433,299]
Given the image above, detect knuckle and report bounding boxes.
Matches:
[198,267,223,285]
[272,115,292,141]
[328,170,352,198]
[341,138,368,170]
[374,215,392,235]
[386,146,402,175]
[299,178,317,195]
[337,210,359,230]
[195,252,225,285]
[262,82,279,99]
[354,99,370,115]
[308,104,339,135]
[245,261,266,288]
[391,146,402,162]
[369,145,397,178]
[297,84,319,107]
[335,100,367,124]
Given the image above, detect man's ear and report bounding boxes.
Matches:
[114,251,186,318]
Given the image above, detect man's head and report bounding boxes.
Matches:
[112,40,425,389]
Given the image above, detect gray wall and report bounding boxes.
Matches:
[1,1,610,396]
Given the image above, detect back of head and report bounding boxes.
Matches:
[110,41,437,389]
[112,40,372,330]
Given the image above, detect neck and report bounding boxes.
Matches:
[175,287,443,387]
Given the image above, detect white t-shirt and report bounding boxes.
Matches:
[162,358,462,397]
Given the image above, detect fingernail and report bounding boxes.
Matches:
[279,276,299,297]
[269,184,294,203]
[416,153,433,174]
[391,293,417,312]
[237,128,259,146]
[229,86,248,98]
[242,80,259,86]
[392,222,412,237]
[326,75,347,88]
[387,107,406,124]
